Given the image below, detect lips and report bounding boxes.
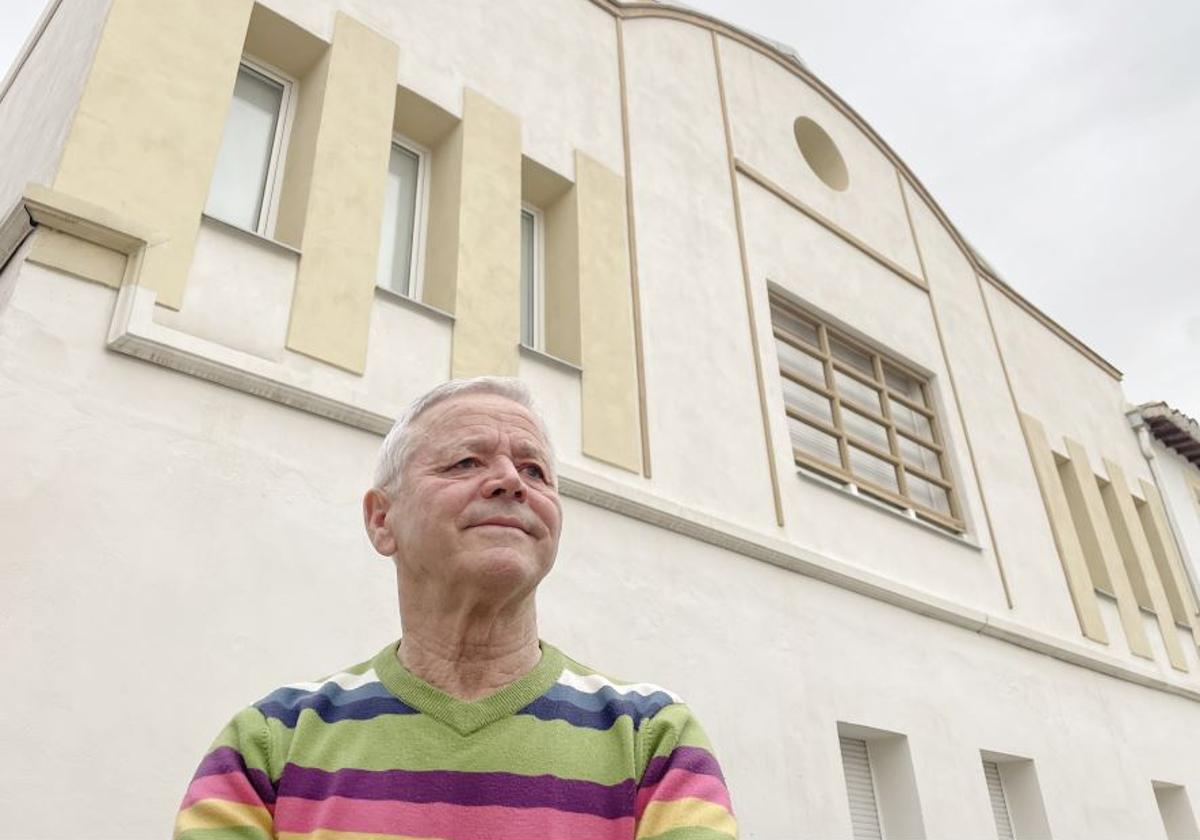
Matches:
[471,516,531,534]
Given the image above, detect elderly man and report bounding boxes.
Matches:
[174,377,737,840]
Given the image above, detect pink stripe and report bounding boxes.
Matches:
[181,771,273,812]
[274,795,633,840]
[635,768,732,817]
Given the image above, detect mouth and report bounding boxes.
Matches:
[471,517,531,534]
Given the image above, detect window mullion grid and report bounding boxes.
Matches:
[920,381,963,523]
[874,353,910,503]
[819,323,852,476]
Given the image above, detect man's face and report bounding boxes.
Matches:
[367,393,562,602]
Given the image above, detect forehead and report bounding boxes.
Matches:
[410,393,549,454]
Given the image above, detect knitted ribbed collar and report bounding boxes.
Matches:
[371,639,564,736]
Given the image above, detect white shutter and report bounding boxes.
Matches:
[983,760,1015,839]
[840,736,884,840]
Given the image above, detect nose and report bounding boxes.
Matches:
[482,457,525,500]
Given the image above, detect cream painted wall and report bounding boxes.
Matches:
[717,35,923,279]
[5,263,1200,840]
[258,0,623,183]
[621,17,778,529]
[1148,440,1200,607]
[904,183,1089,637]
[0,0,109,217]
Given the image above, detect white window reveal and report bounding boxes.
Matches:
[983,760,1016,840]
[520,204,545,349]
[376,138,429,297]
[840,736,883,840]
[206,60,293,235]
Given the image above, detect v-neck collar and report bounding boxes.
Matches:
[371,639,564,736]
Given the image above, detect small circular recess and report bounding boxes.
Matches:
[793,117,849,191]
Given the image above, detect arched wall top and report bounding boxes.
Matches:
[591,0,1122,381]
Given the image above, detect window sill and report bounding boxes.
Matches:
[200,213,301,256]
[794,465,982,550]
[519,342,582,375]
[374,285,454,323]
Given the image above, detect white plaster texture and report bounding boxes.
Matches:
[716,34,922,278]
[0,0,109,216]
[259,0,623,182]
[1147,439,1200,602]
[620,17,778,531]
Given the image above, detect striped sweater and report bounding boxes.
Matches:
[174,640,737,840]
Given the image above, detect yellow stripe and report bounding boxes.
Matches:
[175,799,273,835]
[636,797,737,839]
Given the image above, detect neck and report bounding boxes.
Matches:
[396,584,542,702]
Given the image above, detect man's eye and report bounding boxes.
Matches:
[450,457,479,470]
[521,464,546,481]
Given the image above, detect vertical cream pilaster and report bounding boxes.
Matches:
[575,152,642,473]
[1018,413,1108,643]
[51,0,253,310]
[447,90,522,379]
[1139,479,1200,653]
[284,13,398,373]
[1061,438,1153,659]
[1102,459,1189,671]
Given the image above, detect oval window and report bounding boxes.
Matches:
[793,117,849,191]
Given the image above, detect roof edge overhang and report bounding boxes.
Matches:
[1133,402,1200,468]
[596,0,1123,381]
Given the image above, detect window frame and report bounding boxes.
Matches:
[207,56,296,238]
[770,291,965,532]
[375,133,432,299]
[519,202,546,350]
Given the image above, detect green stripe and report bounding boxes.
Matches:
[273,712,639,783]
[638,826,736,840]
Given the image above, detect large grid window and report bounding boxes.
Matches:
[771,293,963,531]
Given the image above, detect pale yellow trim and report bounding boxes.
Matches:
[1018,413,1107,642]
[576,151,642,474]
[713,34,784,527]
[636,797,737,839]
[27,228,125,288]
[584,1,1121,380]
[899,172,1012,607]
[615,18,653,478]
[738,159,926,291]
[1061,438,1153,659]
[22,183,157,254]
[421,120,464,315]
[282,13,399,374]
[1139,479,1200,654]
[175,800,272,834]
[447,89,522,379]
[1102,459,1189,671]
[51,0,254,310]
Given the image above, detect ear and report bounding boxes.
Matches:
[362,488,398,557]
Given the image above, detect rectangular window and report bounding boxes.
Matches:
[376,138,429,297]
[982,760,1015,839]
[520,204,544,348]
[770,292,963,531]
[206,60,293,235]
[839,736,883,840]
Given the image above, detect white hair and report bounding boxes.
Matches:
[373,376,556,491]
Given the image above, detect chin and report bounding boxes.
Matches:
[464,547,553,590]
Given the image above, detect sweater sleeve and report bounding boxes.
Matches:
[173,706,278,840]
[635,702,738,840]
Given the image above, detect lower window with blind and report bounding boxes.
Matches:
[769,292,965,533]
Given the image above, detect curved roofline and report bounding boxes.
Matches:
[591,0,1122,381]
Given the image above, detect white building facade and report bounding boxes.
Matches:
[2,1,1200,838]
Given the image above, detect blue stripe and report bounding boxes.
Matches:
[254,681,418,727]
[518,684,675,731]
[542,681,677,715]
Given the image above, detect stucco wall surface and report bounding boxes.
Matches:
[4,266,1200,839]
[0,0,110,216]
[260,0,623,181]
[1150,440,1200,594]
[620,17,778,530]
[716,35,922,279]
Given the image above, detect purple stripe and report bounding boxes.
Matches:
[194,745,277,804]
[641,746,725,788]
[277,764,635,819]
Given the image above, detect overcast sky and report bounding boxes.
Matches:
[3,0,1197,415]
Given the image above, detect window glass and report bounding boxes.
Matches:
[782,377,833,426]
[376,143,421,295]
[849,445,899,494]
[834,370,882,415]
[772,306,820,349]
[884,363,924,403]
[830,336,874,377]
[521,209,537,346]
[206,65,284,232]
[890,400,933,441]
[897,434,942,476]
[788,416,840,466]
[907,474,952,516]
[776,338,825,385]
[842,407,889,452]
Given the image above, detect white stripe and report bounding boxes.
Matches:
[556,669,682,702]
[284,668,380,692]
